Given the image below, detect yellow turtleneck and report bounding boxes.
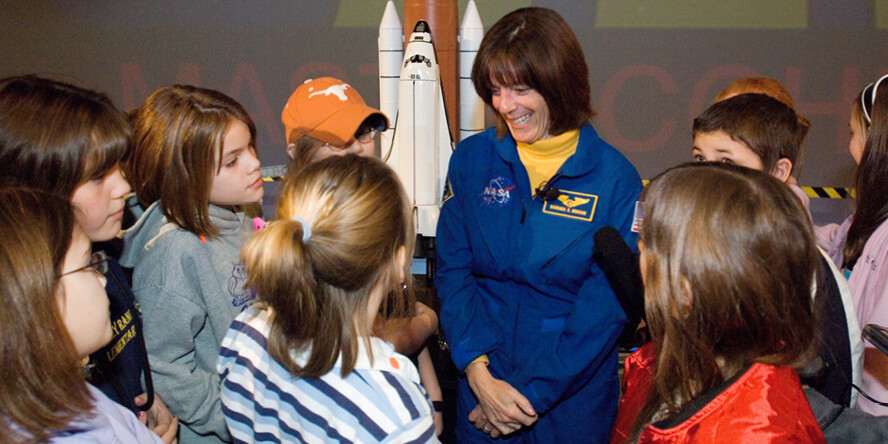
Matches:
[517,129,579,192]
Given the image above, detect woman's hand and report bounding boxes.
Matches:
[469,405,501,438]
[466,361,537,436]
[135,393,179,444]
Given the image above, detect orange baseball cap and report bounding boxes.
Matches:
[281,77,389,146]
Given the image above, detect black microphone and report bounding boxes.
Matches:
[593,226,646,345]
[534,182,561,201]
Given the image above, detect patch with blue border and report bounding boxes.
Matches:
[542,189,598,222]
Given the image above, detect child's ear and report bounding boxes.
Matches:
[770,158,793,183]
[395,245,408,283]
[286,143,296,160]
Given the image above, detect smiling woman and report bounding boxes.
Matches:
[435,7,643,443]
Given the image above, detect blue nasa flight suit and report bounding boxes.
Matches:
[436,124,642,443]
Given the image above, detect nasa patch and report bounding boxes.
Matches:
[480,176,515,207]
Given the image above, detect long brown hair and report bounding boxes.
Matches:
[844,82,888,268]
[126,84,256,238]
[0,188,92,444]
[471,7,594,139]
[0,75,130,197]
[628,163,818,440]
[241,155,415,377]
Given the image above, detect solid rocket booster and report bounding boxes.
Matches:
[458,0,484,142]
[378,0,403,158]
[388,21,453,237]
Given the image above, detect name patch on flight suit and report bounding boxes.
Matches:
[542,189,598,222]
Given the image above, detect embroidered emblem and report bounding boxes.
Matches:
[480,176,515,206]
[631,201,644,233]
[542,189,598,221]
[442,177,454,203]
[228,262,255,309]
[308,83,350,101]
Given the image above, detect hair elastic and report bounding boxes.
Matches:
[291,215,312,242]
[861,74,888,125]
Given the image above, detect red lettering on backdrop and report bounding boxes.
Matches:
[598,65,678,152]
[687,64,758,120]
[228,64,280,145]
[120,63,150,110]
[290,62,350,92]
[177,62,201,85]
[120,62,201,110]
[786,67,863,154]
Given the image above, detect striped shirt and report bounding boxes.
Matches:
[218,306,438,443]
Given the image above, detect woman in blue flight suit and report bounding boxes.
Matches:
[435,7,643,443]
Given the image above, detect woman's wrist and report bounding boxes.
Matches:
[466,359,492,391]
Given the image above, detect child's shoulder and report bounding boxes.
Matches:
[121,203,208,267]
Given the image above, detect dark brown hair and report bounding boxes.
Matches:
[714,77,811,146]
[693,93,804,174]
[0,187,91,444]
[471,7,594,139]
[629,162,818,440]
[0,75,130,197]
[845,86,888,267]
[241,155,415,377]
[126,85,256,238]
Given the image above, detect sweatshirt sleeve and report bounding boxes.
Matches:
[135,283,231,441]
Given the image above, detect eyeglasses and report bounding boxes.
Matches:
[60,251,110,277]
[322,129,377,151]
[355,128,377,144]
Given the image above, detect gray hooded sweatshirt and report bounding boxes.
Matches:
[120,202,256,444]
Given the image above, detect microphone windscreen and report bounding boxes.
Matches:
[593,226,645,326]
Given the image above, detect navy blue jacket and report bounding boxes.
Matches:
[436,124,642,443]
[87,257,153,414]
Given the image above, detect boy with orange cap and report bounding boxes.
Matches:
[282,77,389,170]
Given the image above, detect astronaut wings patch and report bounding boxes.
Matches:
[542,189,598,222]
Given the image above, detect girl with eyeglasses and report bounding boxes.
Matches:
[819,74,888,416]
[0,75,177,443]
[0,187,165,443]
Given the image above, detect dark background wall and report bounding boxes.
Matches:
[3,0,886,207]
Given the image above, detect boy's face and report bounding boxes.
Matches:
[692,130,764,171]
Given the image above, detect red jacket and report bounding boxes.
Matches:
[610,344,825,443]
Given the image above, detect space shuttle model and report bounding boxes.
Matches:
[378,0,484,242]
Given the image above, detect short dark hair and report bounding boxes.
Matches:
[126,85,256,238]
[471,7,595,139]
[0,75,130,197]
[693,93,803,173]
